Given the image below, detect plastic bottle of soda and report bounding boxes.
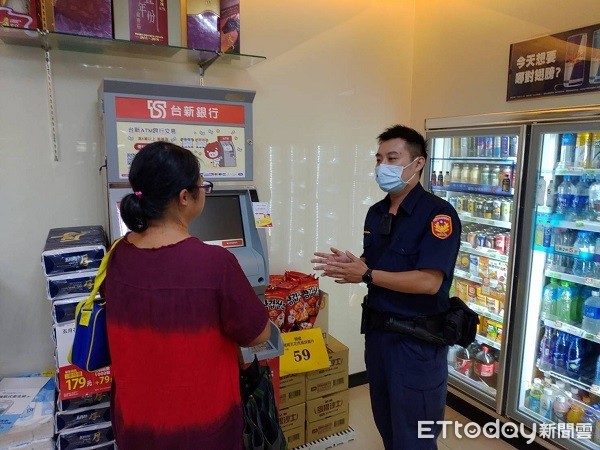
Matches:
[438,171,444,186]
[566,335,584,380]
[474,345,495,388]
[454,345,473,378]
[541,278,560,320]
[430,171,437,187]
[529,379,543,413]
[583,291,600,334]
[553,331,569,374]
[567,403,585,424]
[557,281,577,324]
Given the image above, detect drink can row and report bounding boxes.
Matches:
[450,136,518,158]
[450,195,513,222]
[460,224,511,255]
[559,131,600,168]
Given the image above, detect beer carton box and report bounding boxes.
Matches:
[305,410,349,443]
[113,0,185,46]
[306,389,349,423]
[41,0,112,38]
[279,378,305,409]
[278,402,305,432]
[0,0,40,29]
[186,0,219,51]
[220,0,239,53]
[283,425,305,449]
[305,371,348,401]
[56,423,114,450]
[279,372,305,390]
[305,334,348,380]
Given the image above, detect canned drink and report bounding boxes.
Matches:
[460,229,468,242]
[485,234,495,249]
[477,234,486,247]
[485,137,494,157]
[501,200,512,222]
[460,137,469,157]
[509,135,518,156]
[448,196,458,210]
[500,136,510,158]
[475,200,484,217]
[468,231,478,247]
[451,137,461,157]
[494,234,508,255]
[483,200,493,219]
[493,137,502,158]
[476,137,485,157]
[492,199,502,220]
[469,255,479,277]
[468,197,476,215]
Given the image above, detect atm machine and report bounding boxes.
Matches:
[99,79,280,359]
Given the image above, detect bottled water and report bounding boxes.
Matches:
[529,379,543,413]
[553,331,569,374]
[572,177,590,219]
[595,354,600,386]
[540,388,554,419]
[538,326,554,371]
[582,291,600,334]
[566,336,584,380]
[589,179,600,220]
[556,176,575,217]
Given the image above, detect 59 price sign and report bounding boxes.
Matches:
[280,328,330,376]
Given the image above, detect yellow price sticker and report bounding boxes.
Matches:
[279,328,330,376]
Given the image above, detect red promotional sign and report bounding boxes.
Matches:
[115,97,245,124]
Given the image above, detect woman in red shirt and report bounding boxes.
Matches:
[104,141,270,449]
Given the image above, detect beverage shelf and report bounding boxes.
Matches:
[468,302,504,323]
[543,318,600,344]
[536,365,595,396]
[475,334,502,350]
[460,242,509,263]
[435,183,513,197]
[544,269,600,289]
[552,219,600,234]
[455,269,483,284]
[445,156,518,163]
[554,168,600,176]
[458,213,512,230]
[448,365,497,396]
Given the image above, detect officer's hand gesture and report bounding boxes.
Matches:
[311,247,352,273]
[313,250,367,284]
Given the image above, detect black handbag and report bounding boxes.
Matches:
[239,357,287,450]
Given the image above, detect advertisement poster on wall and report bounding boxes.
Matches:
[507,23,600,101]
[114,96,247,179]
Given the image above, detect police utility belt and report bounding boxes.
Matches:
[361,296,479,348]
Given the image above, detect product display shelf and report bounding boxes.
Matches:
[437,183,514,197]
[475,333,502,350]
[0,24,266,71]
[448,366,497,396]
[544,269,600,289]
[458,213,512,230]
[448,156,518,163]
[536,365,596,396]
[455,268,483,285]
[543,318,600,345]
[460,242,509,262]
[468,302,504,323]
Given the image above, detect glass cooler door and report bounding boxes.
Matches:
[507,121,600,450]
[426,125,526,412]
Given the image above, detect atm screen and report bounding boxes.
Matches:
[188,195,246,248]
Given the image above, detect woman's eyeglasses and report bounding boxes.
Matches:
[200,180,213,193]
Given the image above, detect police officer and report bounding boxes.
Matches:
[312,125,460,450]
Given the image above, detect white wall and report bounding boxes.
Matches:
[3,0,600,378]
[0,0,413,377]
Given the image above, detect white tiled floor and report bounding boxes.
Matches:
[340,384,517,450]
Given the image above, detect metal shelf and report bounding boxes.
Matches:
[460,242,509,263]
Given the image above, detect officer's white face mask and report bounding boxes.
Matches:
[375,159,418,193]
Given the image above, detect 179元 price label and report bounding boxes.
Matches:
[280,328,330,376]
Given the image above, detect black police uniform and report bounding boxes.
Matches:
[362,182,461,450]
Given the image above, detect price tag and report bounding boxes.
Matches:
[279,328,330,376]
[555,321,563,329]
[591,384,600,394]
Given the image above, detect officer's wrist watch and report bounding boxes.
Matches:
[362,268,373,285]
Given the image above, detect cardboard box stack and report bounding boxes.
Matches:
[42,226,116,449]
[278,334,350,449]
[0,375,55,449]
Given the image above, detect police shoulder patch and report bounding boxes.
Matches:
[431,214,452,239]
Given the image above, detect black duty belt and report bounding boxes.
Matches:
[361,297,447,346]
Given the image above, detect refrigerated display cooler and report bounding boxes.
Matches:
[427,106,600,450]
[507,111,600,450]
[425,121,526,413]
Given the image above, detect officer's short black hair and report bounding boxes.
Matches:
[377,125,428,161]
